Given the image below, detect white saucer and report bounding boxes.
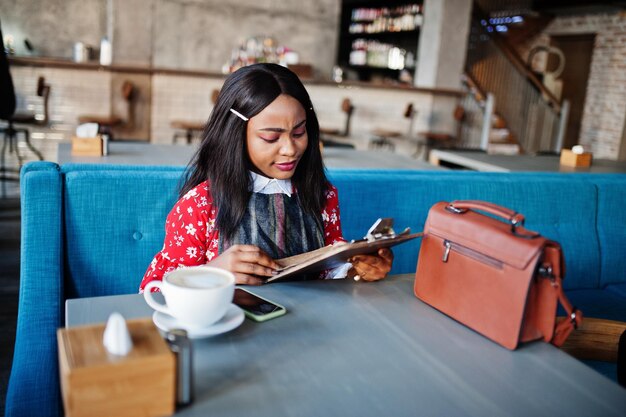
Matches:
[152,304,244,339]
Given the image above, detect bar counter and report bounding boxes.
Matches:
[8,56,464,165]
[9,56,463,96]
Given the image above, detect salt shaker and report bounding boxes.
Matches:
[101,133,109,156]
[165,329,193,407]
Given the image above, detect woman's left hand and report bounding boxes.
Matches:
[349,248,394,282]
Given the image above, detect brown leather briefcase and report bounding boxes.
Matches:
[414,200,582,350]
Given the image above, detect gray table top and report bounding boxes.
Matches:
[431,149,626,173]
[57,142,441,170]
[66,275,626,417]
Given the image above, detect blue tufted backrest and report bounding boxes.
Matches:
[60,166,607,296]
[62,164,186,298]
[328,171,601,290]
[593,177,626,288]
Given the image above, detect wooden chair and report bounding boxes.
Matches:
[320,98,354,138]
[369,103,416,151]
[78,80,136,140]
[417,104,466,158]
[319,98,355,148]
[171,120,205,145]
[171,89,219,144]
[558,317,626,386]
[1,76,48,167]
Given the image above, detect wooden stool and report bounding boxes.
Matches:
[418,105,466,157]
[171,120,205,144]
[558,317,626,363]
[171,89,218,144]
[78,81,136,140]
[369,103,416,151]
[1,76,49,168]
[320,98,354,138]
[369,129,401,150]
[319,98,355,148]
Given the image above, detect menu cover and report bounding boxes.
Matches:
[266,220,422,283]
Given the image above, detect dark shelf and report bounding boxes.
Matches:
[347,29,420,37]
[337,1,423,82]
[348,64,416,71]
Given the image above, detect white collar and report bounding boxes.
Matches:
[250,171,293,197]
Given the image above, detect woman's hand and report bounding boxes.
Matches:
[208,244,278,285]
[349,248,394,282]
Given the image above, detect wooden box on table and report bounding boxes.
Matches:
[560,149,592,167]
[71,136,103,156]
[57,318,175,417]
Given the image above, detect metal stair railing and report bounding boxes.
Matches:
[455,77,490,150]
[464,7,568,154]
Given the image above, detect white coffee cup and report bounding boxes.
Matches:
[143,266,235,328]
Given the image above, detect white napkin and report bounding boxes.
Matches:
[76,123,99,138]
[102,312,133,356]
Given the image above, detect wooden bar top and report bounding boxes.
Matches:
[9,55,464,96]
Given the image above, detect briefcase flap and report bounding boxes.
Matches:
[425,202,546,271]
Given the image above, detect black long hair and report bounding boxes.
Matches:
[181,63,329,242]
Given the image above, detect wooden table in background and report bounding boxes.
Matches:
[430,149,626,173]
[57,142,442,170]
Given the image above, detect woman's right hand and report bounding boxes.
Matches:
[208,245,278,285]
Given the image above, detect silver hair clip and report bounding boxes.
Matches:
[230,108,249,121]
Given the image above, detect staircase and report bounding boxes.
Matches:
[457,1,569,155]
[460,73,522,155]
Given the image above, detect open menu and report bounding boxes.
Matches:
[266,219,422,283]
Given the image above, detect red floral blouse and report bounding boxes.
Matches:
[140,181,344,291]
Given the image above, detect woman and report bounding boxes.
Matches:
[141,63,392,290]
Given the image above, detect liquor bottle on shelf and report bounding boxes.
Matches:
[349,39,409,71]
[338,2,422,82]
[348,4,422,34]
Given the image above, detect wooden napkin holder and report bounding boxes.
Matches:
[560,149,592,167]
[57,318,175,417]
[71,136,103,156]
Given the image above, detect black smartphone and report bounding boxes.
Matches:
[233,288,287,322]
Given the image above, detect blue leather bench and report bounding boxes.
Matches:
[6,162,626,416]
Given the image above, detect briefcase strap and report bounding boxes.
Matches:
[552,280,583,346]
[542,244,583,347]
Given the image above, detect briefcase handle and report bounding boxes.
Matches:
[448,200,523,223]
[447,200,535,237]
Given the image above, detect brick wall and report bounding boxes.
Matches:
[518,12,626,160]
[151,75,434,149]
[7,66,111,165]
[150,75,223,144]
[8,66,446,164]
